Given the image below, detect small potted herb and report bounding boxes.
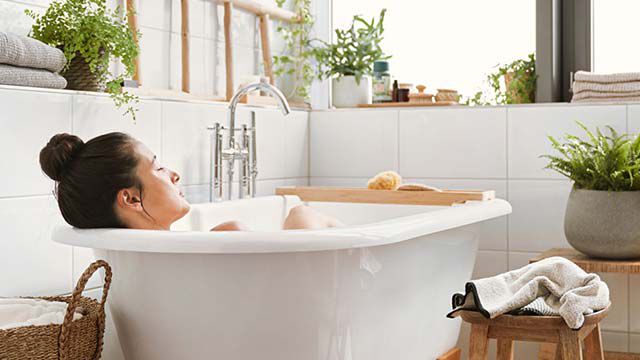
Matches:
[543,122,640,259]
[26,0,139,118]
[466,53,536,106]
[313,9,389,108]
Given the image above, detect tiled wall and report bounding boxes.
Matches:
[310,104,640,358]
[0,0,295,98]
[0,85,309,359]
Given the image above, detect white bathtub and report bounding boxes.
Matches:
[53,195,511,360]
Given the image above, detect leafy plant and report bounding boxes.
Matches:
[312,9,389,84]
[26,0,140,119]
[465,53,537,106]
[542,122,640,191]
[273,0,314,101]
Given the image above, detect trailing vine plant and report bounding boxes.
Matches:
[273,0,315,101]
[26,0,140,119]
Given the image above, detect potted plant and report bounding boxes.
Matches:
[26,0,140,118]
[313,9,389,108]
[543,122,640,259]
[465,53,536,106]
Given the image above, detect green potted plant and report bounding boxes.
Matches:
[465,53,536,106]
[542,122,640,259]
[26,0,139,118]
[313,9,389,108]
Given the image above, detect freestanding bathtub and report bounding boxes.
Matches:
[53,195,511,360]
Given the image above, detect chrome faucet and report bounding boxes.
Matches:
[209,80,291,201]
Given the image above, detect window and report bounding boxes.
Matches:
[593,0,640,73]
[332,0,536,99]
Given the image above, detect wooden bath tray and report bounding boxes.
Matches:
[275,186,495,206]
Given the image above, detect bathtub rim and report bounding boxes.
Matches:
[52,198,511,254]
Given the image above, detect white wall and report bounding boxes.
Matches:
[310,104,640,357]
[0,85,309,359]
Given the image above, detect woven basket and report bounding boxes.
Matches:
[61,51,104,92]
[0,260,112,360]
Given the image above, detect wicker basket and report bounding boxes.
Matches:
[61,51,104,92]
[0,260,112,360]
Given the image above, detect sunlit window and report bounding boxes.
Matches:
[593,0,640,73]
[332,0,535,98]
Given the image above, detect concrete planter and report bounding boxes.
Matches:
[332,75,371,108]
[564,187,640,259]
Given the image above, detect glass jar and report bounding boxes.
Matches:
[372,61,392,103]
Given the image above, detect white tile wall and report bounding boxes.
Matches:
[399,108,507,178]
[310,110,398,177]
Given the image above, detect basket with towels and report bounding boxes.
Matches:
[0,260,112,360]
[572,70,640,103]
[0,31,67,89]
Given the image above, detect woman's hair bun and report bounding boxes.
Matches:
[40,133,85,181]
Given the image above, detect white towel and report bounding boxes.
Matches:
[573,81,640,94]
[0,298,82,330]
[572,96,640,104]
[447,256,610,329]
[574,70,640,84]
[0,64,67,89]
[0,32,66,73]
[572,90,640,101]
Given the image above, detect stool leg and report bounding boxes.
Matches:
[497,339,514,360]
[559,328,583,360]
[469,324,489,360]
[538,343,561,360]
[583,324,604,360]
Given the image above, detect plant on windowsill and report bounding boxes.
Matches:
[542,121,640,259]
[273,0,314,102]
[465,53,536,106]
[26,0,140,119]
[312,9,390,108]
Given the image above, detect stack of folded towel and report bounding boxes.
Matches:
[0,298,82,330]
[0,31,67,89]
[447,256,610,329]
[572,70,640,103]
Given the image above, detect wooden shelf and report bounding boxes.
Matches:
[275,186,494,206]
[529,248,640,274]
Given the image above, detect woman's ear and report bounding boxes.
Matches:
[116,187,143,212]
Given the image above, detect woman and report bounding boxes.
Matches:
[40,132,340,231]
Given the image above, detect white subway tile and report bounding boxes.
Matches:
[473,251,508,279]
[0,87,71,197]
[627,105,640,135]
[214,42,259,96]
[508,251,540,270]
[138,27,171,89]
[188,36,207,96]
[602,331,629,352]
[508,105,626,179]
[138,0,172,31]
[171,0,205,37]
[630,333,640,353]
[629,275,640,333]
[214,3,256,47]
[598,273,628,332]
[310,110,398,177]
[406,178,508,250]
[72,95,162,154]
[399,107,507,178]
[0,1,39,36]
[284,111,309,178]
[0,196,71,297]
[508,180,573,252]
[309,177,369,187]
[161,101,226,185]
[72,247,100,290]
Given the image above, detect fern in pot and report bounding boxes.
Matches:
[26,0,139,118]
[543,122,640,259]
[313,9,389,108]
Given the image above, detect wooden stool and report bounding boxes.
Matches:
[460,307,609,360]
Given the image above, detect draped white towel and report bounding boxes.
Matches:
[0,32,66,73]
[0,298,82,330]
[574,70,640,84]
[447,256,610,329]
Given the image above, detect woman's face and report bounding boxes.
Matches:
[133,142,190,229]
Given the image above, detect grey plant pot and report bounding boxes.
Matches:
[565,186,640,259]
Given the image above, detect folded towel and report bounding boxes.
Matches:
[573,81,640,94]
[0,64,67,89]
[572,90,640,101]
[572,96,640,103]
[574,70,640,84]
[447,256,610,329]
[0,298,82,330]
[0,32,66,73]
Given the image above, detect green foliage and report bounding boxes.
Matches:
[542,122,640,191]
[273,0,314,101]
[26,0,140,119]
[465,53,537,106]
[312,9,389,84]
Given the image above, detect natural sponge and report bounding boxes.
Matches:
[367,171,402,190]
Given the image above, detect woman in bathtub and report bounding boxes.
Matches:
[40,132,341,231]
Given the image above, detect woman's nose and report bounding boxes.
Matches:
[171,171,180,184]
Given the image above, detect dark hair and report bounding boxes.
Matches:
[40,132,140,228]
